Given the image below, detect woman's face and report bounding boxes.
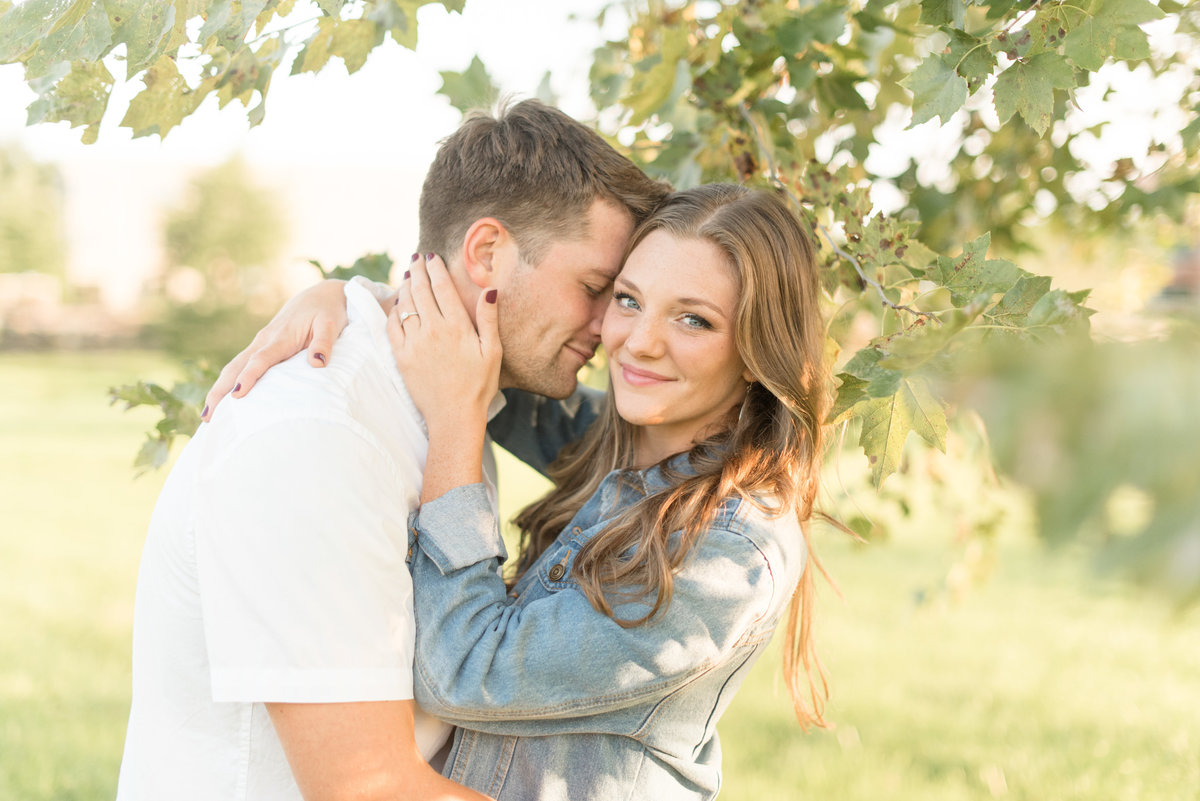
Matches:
[602,229,752,466]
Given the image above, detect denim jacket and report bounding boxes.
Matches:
[408,387,807,801]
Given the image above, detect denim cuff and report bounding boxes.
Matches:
[412,483,507,574]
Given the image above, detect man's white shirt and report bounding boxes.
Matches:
[117,278,499,800]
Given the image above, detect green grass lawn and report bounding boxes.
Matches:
[3,350,1198,801]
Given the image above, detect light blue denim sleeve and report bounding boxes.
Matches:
[486,386,606,477]
[409,485,507,572]
[409,490,789,730]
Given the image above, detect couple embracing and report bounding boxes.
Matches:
[117,99,832,801]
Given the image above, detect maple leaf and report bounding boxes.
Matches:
[904,53,967,127]
[993,52,1076,135]
[438,55,499,114]
[857,377,947,487]
[930,233,1021,305]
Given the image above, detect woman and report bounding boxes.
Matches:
[223,184,832,800]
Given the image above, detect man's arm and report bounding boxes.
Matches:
[268,700,491,801]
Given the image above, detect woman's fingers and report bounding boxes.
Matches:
[424,252,472,327]
[202,344,254,420]
[475,288,501,368]
[407,253,443,321]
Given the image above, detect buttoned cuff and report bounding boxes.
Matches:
[411,484,507,574]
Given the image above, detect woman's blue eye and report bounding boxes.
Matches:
[681,313,713,330]
[614,291,640,310]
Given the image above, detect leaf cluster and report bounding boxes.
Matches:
[0,0,464,142]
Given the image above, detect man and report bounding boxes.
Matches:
[116,100,668,800]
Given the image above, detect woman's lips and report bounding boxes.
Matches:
[619,362,672,386]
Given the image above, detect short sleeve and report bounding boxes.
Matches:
[194,418,419,704]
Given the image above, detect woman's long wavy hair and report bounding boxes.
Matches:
[512,184,832,727]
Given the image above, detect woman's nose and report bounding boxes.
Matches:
[624,316,662,357]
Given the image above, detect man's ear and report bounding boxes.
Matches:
[461,217,515,289]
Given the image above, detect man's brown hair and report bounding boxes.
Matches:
[418,99,669,263]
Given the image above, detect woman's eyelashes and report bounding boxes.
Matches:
[680,313,714,330]
[613,290,640,311]
[613,291,714,331]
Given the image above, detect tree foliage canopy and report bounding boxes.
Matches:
[5,0,1198,598]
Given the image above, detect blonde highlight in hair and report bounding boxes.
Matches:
[514,184,832,727]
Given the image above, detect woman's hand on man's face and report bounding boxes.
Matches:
[387,253,501,438]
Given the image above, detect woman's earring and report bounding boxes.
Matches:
[737,382,754,426]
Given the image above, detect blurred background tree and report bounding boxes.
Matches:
[148,156,287,363]
[0,144,66,278]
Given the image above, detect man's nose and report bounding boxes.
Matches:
[587,294,608,337]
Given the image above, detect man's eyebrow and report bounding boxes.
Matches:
[614,276,728,317]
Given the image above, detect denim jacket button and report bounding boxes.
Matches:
[548,564,566,581]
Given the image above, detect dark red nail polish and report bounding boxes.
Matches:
[425,253,434,261]
[403,270,410,280]
[485,289,498,304]
[234,383,241,393]
[201,404,209,418]
[315,353,326,364]
[411,253,419,262]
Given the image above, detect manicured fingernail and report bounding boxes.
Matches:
[233,383,242,393]
[201,404,209,418]
[485,289,498,304]
[410,253,419,262]
[425,253,434,261]
[403,270,410,280]
[315,353,326,364]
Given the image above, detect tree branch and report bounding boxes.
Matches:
[737,103,937,321]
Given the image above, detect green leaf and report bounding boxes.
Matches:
[438,55,498,113]
[134,435,171,475]
[815,68,869,114]
[903,53,966,126]
[1023,288,1093,340]
[19,0,113,79]
[876,305,981,371]
[291,16,335,75]
[314,0,345,15]
[25,59,113,143]
[944,29,995,94]
[984,273,1051,327]
[329,18,383,74]
[623,24,691,125]
[308,252,394,283]
[1101,0,1166,26]
[992,52,1076,135]
[103,0,175,74]
[931,233,1021,305]
[829,373,870,425]
[843,346,903,398]
[919,0,965,29]
[198,0,269,49]
[368,0,424,50]
[858,376,947,487]
[120,54,209,138]
[1063,0,1162,70]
